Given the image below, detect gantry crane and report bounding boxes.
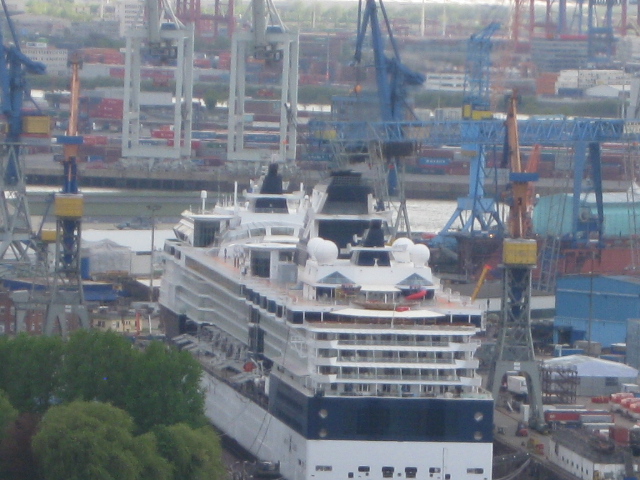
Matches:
[436,23,503,242]
[351,0,425,236]
[226,0,298,164]
[44,54,90,336]
[122,0,194,162]
[0,0,46,271]
[353,0,425,124]
[487,95,546,432]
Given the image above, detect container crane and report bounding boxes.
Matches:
[227,0,298,164]
[0,0,46,266]
[45,54,90,336]
[122,0,194,162]
[487,95,546,432]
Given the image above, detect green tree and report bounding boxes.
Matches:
[0,413,42,480]
[57,329,136,408]
[0,391,17,439]
[125,342,205,432]
[32,401,167,480]
[153,423,225,480]
[0,335,64,413]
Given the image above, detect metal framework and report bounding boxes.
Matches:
[227,0,298,164]
[440,23,502,239]
[0,0,46,269]
[122,0,194,160]
[307,117,627,149]
[541,365,579,405]
[45,56,89,336]
[227,29,298,163]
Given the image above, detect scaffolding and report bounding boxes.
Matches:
[541,364,579,405]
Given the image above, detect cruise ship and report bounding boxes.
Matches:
[160,167,494,480]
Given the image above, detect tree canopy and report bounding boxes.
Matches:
[0,331,218,480]
[32,401,170,480]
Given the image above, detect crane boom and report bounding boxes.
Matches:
[353,0,425,123]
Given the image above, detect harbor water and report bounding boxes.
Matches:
[27,187,460,248]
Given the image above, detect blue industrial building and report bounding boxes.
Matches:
[554,275,640,348]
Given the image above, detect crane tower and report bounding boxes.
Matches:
[122,0,194,161]
[44,55,90,336]
[227,0,298,164]
[487,96,546,432]
[0,0,46,274]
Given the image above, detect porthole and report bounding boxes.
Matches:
[319,428,327,438]
[474,431,483,441]
[319,409,328,419]
[474,412,484,422]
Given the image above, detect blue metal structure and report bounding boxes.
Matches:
[555,275,640,348]
[462,22,500,119]
[438,23,502,241]
[0,0,46,185]
[308,115,629,246]
[307,117,627,148]
[0,0,46,263]
[353,0,425,123]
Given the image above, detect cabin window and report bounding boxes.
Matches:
[429,468,441,474]
[249,228,267,237]
[315,466,332,472]
[272,227,294,236]
[382,467,394,478]
[467,468,484,474]
[405,467,418,478]
[358,467,370,473]
[251,251,270,278]
[194,222,218,247]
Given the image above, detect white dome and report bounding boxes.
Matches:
[307,237,325,260]
[392,237,414,263]
[392,237,414,249]
[315,240,339,265]
[409,243,431,266]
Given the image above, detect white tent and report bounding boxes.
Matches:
[544,355,638,396]
[82,239,132,277]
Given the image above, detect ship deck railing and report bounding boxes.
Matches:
[338,372,461,382]
[332,356,456,364]
[337,339,454,347]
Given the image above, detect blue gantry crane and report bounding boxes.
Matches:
[353,0,425,124]
[436,23,503,243]
[351,0,425,234]
[0,0,46,264]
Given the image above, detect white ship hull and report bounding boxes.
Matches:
[202,371,493,480]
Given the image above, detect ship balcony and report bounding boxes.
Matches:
[458,376,483,387]
[330,357,455,366]
[337,339,450,348]
[454,358,480,369]
[337,372,462,383]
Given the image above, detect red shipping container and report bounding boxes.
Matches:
[610,426,630,446]
[152,130,175,139]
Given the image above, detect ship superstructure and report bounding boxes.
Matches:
[160,168,494,480]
